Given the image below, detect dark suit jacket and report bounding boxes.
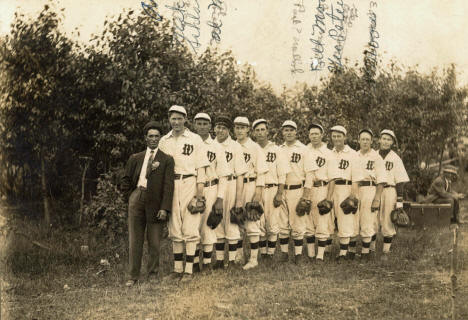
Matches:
[121,149,174,221]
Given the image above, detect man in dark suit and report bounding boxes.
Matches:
[120,121,174,286]
[425,165,464,224]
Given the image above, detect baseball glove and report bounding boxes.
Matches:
[230,206,246,225]
[245,201,264,221]
[296,198,312,216]
[340,195,359,215]
[317,199,333,215]
[187,196,206,214]
[390,208,411,227]
[206,204,223,229]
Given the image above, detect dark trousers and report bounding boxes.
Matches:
[434,197,460,222]
[128,188,164,280]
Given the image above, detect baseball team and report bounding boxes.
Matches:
[122,104,411,286]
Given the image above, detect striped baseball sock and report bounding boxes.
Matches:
[215,241,225,263]
[326,238,332,252]
[193,248,200,267]
[349,238,357,253]
[259,237,267,255]
[249,235,260,262]
[316,239,327,260]
[203,244,213,265]
[362,237,371,254]
[370,234,377,251]
[306,236,316,258]
[339,237,350,256]
[228,240,237,261]
[184,242,197,274]
[236,239,244,258]
[267,234,277,255]
[279,236,289,253]
[383,236,392,253]
[293,238,303,256]
[173,241,184,273]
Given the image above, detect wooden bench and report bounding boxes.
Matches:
[403,202,453,227]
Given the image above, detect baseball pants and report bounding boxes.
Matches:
[168,176,200,243]
[279,188,306,239]
[199,183,218,245]
[215,179,241,241]
[243,181,262,237]
[379,187,397,237]
[261,185,280,236]
[306,185,330,240]
[333,185,355,238]
[357,186,377,238]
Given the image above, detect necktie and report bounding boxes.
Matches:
[146,150,155,179]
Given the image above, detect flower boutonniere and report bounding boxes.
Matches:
[151,161,160,171]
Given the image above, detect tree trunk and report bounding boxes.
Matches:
[438,143,445,176]
[40,154,52,226]
[79,158,91,226]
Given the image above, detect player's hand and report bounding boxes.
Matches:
[456,193,465,200]
[273,193,283,208]
[252,192,262,204]
[214,197,223,215]
[156,210,167,221]
[371,198,380,212]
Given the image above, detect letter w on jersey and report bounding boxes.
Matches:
[266,152,276,163]
[182,144,194,156]
[316,156,326,167]
[207,151,216,162]
[366,160,374,170]
[291,152,301,163]
[225,151,233,163]
[244,152,251,163]
[338,159,349,170]
[385,161,393,171]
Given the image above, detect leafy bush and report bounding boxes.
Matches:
[84,171,127,245]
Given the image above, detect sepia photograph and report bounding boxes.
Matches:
[0,0,467,319]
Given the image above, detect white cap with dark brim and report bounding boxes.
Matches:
[359,128,374,137]
[281,120,297,130]
[330,125,347,135]
[252,118,267,129]
[443,165,458,175]
[380,129,396,142]
[168,105,187,116]
[194,112,211,122]
[234,116,250,126]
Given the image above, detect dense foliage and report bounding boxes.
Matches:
[0,4,466,226]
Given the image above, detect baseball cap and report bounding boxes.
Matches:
[281,120,297,130]
[443,165,458,175]
[194,112,211,122]
[168,105,187,116]
[380,129,396,142]
[330,125,347,135]
[359,128,374,137]
[308,122,324,133]
[214,114,232,129]
[234,116,250,127]
[252,118,267,129]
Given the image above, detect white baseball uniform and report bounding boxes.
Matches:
[306,143,339,241]
[159,128,209,242]
[378,150,409,237]
[237,137,269,237]
[279,140,318,239]
[259,141,290,237]
[199,136,230,245]
[214,135,248,241]
[331,145,362,238]
[356,149,387,238]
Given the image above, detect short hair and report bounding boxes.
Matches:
[143,121,162,135]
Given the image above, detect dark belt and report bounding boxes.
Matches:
[174,174,194,180]
[265,183,278,188]
[285,184,303,190]
[227,175,236,181]
[335,179,352,185]
[205,179,219,187]
[384,184,395,188]
[359,181,376,187]
[313,180,328,187]
[244,177,256,183]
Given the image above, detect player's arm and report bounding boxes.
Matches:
[235,174,245,207]
[326,179,336,201]
[303,149,318,200]
[196,167,206,198]
[253,173,265,203]
[372,156,387,210]
[302,170,315,199]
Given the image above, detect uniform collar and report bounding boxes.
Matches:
[282,139,302,147]
[333,144,351,153]
[359,148,377,156]
[203,136,214,144]
[309,142,327,152]
[168,128,190,138]
[218,135,232,146]
[238,137,252,146]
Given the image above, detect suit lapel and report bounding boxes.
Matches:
[135,151,146,177]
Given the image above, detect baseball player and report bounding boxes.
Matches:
[212,114,248,269]
[355,129,387,260]
[306,123,339,261]
[192,113,230,272]
[279,120,318,264]
[234,116,269,270]
[252,119,291,259]
[329,125,361,261]
[158,105,209,282]
[377,129,410,256]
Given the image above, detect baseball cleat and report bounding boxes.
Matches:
[335,255,347,264]
[235,251,245,265]
[294,254,304,265]
[166,272,183,280]
[192,263,201,273]
[279,252,289,262]
[347,252,356,260]
[212,260,225,270]
[179,272,194,283]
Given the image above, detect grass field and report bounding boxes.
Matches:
[1,205,467,320]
